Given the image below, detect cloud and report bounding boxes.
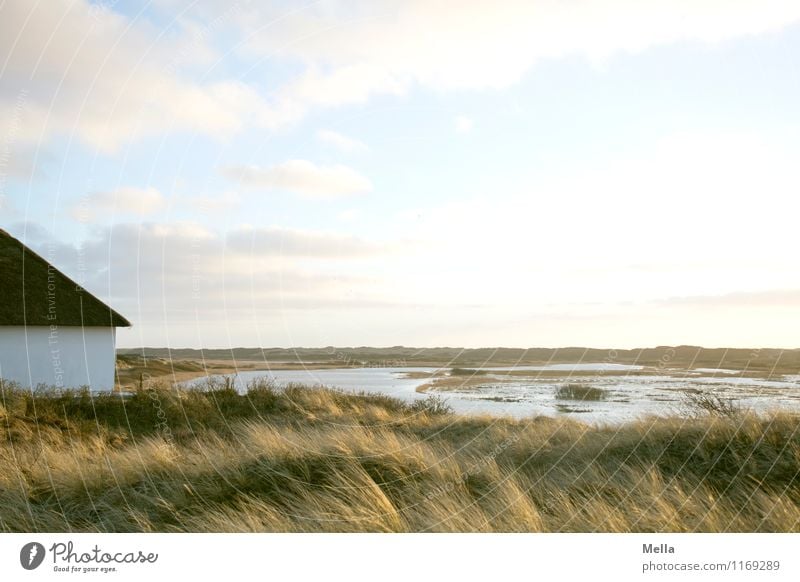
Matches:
[317,129,368,153]
[256,63,407,130]
[454,116,473,134]
[223,0,800,125]
[656,289,800,308]
[186,191,242,214]
[0,148,42,181]
[226,225,383,258]
[143,1,800,136]
[50,220,386,301]
[0,0,269,152]
[5,221,56,246]
[4,1,800,151]
[220,160,372,199]
[34,221,392,346]
[72,187,167,222]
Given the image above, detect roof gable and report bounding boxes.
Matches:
[0,229,131,327]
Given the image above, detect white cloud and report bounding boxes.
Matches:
[6,1,796,151]
[220,160,372,199]
[224,0,800,125]
[257,63,407,130]
[317,129,368,153]
[0,0,269,152]
[454,116,473,134]
[73,187,167,222]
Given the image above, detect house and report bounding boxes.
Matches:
[0,229,130,391]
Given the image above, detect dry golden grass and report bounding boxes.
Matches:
[1,377,799,532]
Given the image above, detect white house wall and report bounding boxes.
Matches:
[0,326,117,391]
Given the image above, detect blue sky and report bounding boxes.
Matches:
[2,0,800,349]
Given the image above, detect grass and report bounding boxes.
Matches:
[555,383,609,401]
[1,377,800,532]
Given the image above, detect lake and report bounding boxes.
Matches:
[186,363,800,424]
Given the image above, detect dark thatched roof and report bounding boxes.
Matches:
[0,229,130,327]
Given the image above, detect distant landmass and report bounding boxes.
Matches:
[117,345,800,373]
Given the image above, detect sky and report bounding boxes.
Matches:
[1,0,799,349]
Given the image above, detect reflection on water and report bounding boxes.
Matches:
[186,364,800,424]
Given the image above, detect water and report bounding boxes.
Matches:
[187,366,437,401]
[185,364,800,424]
[481,363,645,372]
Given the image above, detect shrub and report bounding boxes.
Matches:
[684,392,742,418]
[555,383,608,401]
[410,394,453,415]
